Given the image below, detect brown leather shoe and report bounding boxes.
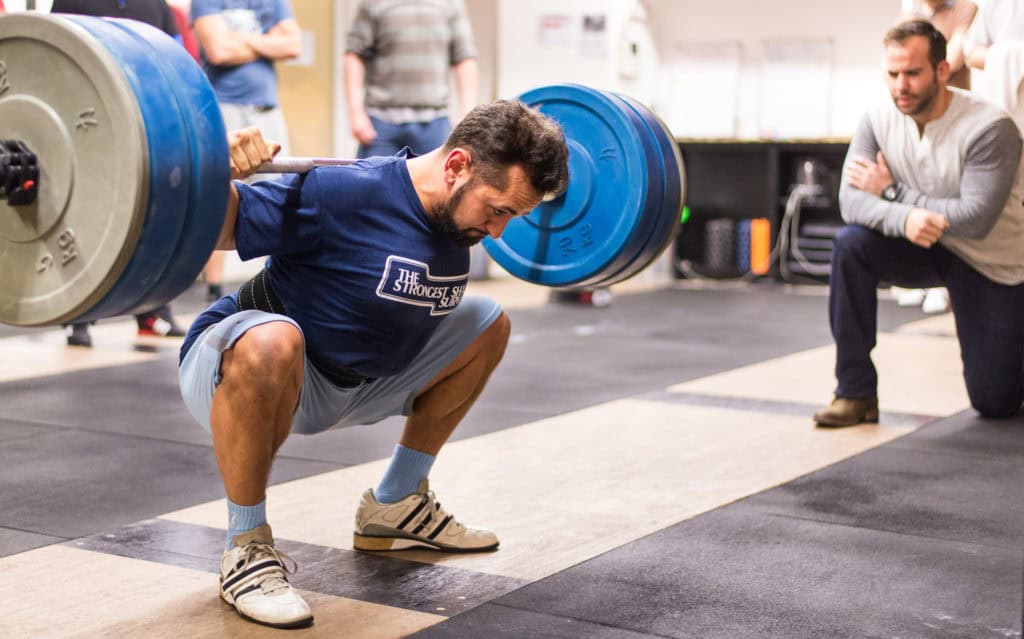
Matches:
[813,397,879,428]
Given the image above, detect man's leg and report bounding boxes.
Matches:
[210,321,305,507]
[346,301,509,552]
[370,311,510,503]
[945,258,1024,418]
[816,225,941,426]
[407,116,453,155]
[180,315,313,629]
[357,116,403,158]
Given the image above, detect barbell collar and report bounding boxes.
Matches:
[0,139,39,205]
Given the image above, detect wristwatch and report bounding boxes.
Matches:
[881,182,899,201]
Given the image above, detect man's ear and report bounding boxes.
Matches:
[935,59,952,84]
[443,148,472,185]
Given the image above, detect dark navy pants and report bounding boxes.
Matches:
[830,225,1024,418]
[357,115,452,158]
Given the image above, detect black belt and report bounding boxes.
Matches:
[236,269,371,388]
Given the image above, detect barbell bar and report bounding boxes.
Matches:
[0,13,685,327]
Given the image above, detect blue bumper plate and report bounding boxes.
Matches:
[484,84,654,287]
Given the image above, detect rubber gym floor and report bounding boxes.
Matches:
[0,274,1021,638]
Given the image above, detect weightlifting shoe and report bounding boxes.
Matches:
[219,524,313,629]
[353,479,499,552]
[813,396,879,428]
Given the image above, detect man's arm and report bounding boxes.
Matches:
[192,13,259,66]
[895,118,1021,239]
[448,0,478,120]
[963,5,992,70]
[451,58,478,120]
[344,52,377,145]
[344,1,377,145]
[217,185,239,251]
[839,114,914,237]
[946,0,979,73]
[240,18,302,61]
[216,128,282,251]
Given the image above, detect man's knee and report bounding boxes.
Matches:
[832,224,878,260]
[485,311,511,345]
[970,393,1022,419]
[225,321,304,380]
[967,381,1023,419]
[484,309,511,345]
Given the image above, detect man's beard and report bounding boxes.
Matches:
[433,179,486,247]
[894,76,939,116]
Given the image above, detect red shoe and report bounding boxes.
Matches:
[136,312,185,337]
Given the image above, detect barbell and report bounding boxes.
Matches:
[0,13,685,327]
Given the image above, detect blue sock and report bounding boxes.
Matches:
[226,498,267,550]
[374,444,436,504]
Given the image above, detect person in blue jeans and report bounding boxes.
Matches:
[343,0,478,159]
[814,19,1024,427]
[191,0,301,302]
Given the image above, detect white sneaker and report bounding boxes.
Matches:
[892,286,926,307]
[921,287,950,314]
[353,479,499,552]
[220,524,313,629]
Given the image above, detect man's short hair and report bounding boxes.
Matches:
[444,100,570,200]
[884,19,947,68]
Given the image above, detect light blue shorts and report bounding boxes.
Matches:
[178,297,503,436]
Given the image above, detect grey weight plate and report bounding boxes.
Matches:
[0,14,148,326]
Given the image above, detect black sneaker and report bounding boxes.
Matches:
[65,323,92,348]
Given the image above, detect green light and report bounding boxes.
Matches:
[680,206,691,224]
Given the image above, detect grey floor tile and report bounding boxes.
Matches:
[412,603,661,639]
[0,429,340,541]
[891,409,1024,460]
[0,527,65,556]
[0,358,215,447]
[748,438,1024,549]
[494,508,1022,639]
[0,418,61,443]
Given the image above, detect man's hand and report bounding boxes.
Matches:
[846,151,895,196]
[904,208,950,248]
[228,127,281,180]
[350,110,377,145]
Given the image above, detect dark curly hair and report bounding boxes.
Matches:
[443,100,570,200]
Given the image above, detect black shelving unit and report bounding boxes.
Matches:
[674,139,849,282]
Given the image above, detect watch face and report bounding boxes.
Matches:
[883,186,897,200]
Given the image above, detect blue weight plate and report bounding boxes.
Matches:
[569,90,667,289]
[590,94,684,287]
[483,84,653,287]
[109,19,230,315]
[64,15,190,322]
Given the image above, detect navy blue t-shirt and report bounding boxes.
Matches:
[180,154,471,379]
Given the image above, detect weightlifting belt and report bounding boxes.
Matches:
[236,269,370,388]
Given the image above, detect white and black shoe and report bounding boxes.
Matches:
[219,524,313,629]
[353,479,499,552]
